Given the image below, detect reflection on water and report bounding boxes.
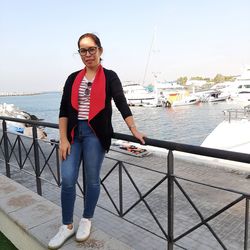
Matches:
[0,93,242,146]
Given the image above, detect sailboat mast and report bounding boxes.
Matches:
[142,28,156,86]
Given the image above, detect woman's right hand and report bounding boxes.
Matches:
[59,139,71,160]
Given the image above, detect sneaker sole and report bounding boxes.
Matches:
[75,233,91,242]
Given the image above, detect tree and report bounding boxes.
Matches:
[213,74,225,83]
[177,76,188,85]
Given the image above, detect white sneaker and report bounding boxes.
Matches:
[76,218,91,242]
[48,225,75,249]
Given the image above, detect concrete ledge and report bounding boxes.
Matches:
[0,174,133,250]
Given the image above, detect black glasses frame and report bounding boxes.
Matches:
[78,47,99,56]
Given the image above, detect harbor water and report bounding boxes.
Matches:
[0,92,242,146]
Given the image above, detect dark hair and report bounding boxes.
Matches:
[77,33,102,49]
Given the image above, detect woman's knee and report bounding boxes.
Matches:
[61,171,77,188]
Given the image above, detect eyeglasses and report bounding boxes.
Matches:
[78,46,99,56]
[85,82,92,95]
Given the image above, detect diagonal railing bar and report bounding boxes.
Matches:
[0,145,4,159]
[76,180,84,196]
[95,202,168,241]
[18,138,35,171]
[7,136,20,166]
[122,165,168,217]
[0,134,4,154]
[174,178,227,249]
[121,163,168,239]
[38,143,57,174]
[38,143,60,185]
[205,223,227,250]
[174,196,245,242]
[101,161,120,182]
[0,133,3,144]
[101,182,120,215]
[100,160,122,214]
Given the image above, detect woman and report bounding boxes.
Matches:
[48,33,145,249]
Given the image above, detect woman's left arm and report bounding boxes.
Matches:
[125,116,146,144]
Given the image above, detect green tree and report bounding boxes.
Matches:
[177,76,188,85]
[213,74,225,83]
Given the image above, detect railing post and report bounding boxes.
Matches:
[119,161,123,217]
[55,142,61,186]
[17,135,23,169]
[32,125,42,195]
[2,120,10,177]
[167,150,174,250]
[244,197,249,250]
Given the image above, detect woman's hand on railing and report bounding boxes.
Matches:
[130,127,146,145]
[59,139,71,160]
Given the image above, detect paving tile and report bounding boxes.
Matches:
[0,191,44,214]
[9,200,61,229]
[29,215,79,248]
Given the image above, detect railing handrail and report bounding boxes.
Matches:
[114,133,250,164]
[0,116,59,128]
[1,115,250,164]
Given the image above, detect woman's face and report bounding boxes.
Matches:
[78,37,103,70]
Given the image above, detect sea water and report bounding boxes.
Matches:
[0,92,242,146]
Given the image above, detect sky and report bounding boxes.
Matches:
[1,0,250,92]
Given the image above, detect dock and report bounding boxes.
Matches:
[0,132,249,249]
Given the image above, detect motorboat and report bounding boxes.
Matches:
[201,105,250,153]
[200,90,230,103]
[123,82,158,107]
[225,66,250,106]
[171,95,200,107]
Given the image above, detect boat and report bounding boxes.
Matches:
[200,90,230,103]
[223,66,250,106]
[0,103,47,139]
[123,82,159,107]
[201,105,250,153]
[171,95,200,107]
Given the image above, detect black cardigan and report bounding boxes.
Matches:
[59,68,132,151]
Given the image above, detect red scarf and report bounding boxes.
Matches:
[71,65,106,122]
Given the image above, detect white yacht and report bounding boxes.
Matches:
[123,82,158,106]
[201,105,250,154]
[225,66,250,106]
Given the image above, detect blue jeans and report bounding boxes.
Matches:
[61,120,105,225]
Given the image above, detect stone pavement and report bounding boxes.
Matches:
[0,135,250,250]
[0,174,133,250]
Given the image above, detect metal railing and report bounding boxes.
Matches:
[0,116,250,250]
[223,105,250,123]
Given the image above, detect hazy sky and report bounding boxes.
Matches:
[1,0,250,92]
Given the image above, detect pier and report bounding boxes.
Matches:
[0,91,46,97]
[0,116,250,249]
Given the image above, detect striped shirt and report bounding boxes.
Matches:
[78,77,93,120]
